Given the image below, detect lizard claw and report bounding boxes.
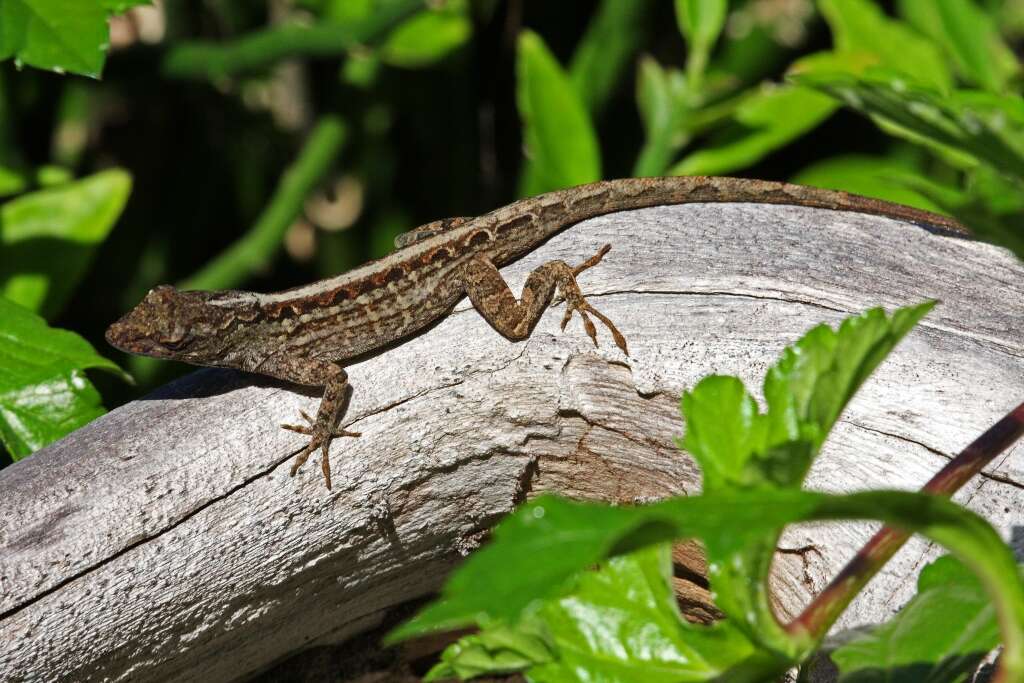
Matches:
[558,244,629,356]
[561,298,628,355]
[280,409,316,434]
[573,243,612,275]
[283,413,361,490]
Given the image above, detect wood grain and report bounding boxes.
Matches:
[1,198,1021,682]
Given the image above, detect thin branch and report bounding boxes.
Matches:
[786,399,1024,642]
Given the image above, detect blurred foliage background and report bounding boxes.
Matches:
[2,0,1023,466]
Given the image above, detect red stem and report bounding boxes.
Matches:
[786,400,1024,641]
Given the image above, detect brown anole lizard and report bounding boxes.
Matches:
[106,176,961,489]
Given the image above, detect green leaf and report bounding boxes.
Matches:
[0,295,129,460]
[634,56,691,176]
[788,49,883,79]
[516,30,601,194]
[721,302,936,486]
[668,84,837,176]
[569,0,655,115]
[680,375,766,490]
[101,0,151,12]
[378,6,470,68]
[0,164,27,197]
[761,302,935,458]
[35,164,73,187]
[425,620,553,681]
[531,544,756,682]
[0,0,109,78]
[389,498,652,640]
[817,0,952,92]
[791,154,946,214]
[897,0,1019,92]
[674,0,728,50]
[427,545,757,682]
[674,0,728,91]
[0,169,132,318]
[392,490,1024,682]
[791,71,1024,181]
[831,555,1001,683]
[312,0,376,24]
[341,50,380,88]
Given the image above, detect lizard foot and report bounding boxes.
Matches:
[559,244,629,356]
[282,411,361,490]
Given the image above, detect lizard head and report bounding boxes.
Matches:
[106,285,242,364]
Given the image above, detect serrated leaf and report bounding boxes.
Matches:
[831,556,1001,683]
[762,303,935,457]
[681,303,934,492]
[392,490,1024,682]
[818,0,952,92]
[680,375,766,490]
[427,545,757,682]
[668,84,837,176]
[0,169,132,318]
[425,620,553,681]
[897,0,1019,93]
[0,0,109,78]
[0,295,129,460]
[378,6,470,68]
[516,30,601,194]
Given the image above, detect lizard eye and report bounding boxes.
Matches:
[161,323,188,350]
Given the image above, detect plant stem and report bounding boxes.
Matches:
[163,0,422,80]
[786,400,1024,642]
[179,116,346,292]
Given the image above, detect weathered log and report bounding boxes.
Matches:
[1,191,1022,682]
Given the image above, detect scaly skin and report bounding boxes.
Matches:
[106,176,963,489]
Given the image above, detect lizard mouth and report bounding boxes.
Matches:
[105,317,174,358]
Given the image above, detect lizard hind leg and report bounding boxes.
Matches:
[460,243,628,356]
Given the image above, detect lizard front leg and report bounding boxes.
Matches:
[276,360,360,490]
[459,243,628,354]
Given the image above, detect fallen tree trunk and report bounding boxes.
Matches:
[1,191,1022,682]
